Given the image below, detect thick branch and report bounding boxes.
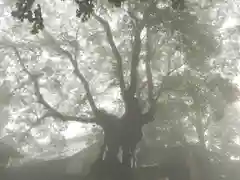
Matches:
[128,27,143,97]
[145,28,154,105]
[127,1,158,98]
[93,13,125,97]
[12,47,93,123]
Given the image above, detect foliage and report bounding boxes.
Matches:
[9,0,209,34]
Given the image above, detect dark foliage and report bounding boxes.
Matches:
[75,0,95,22]
[11,0,44,34]
[171,0,185,10]
[10,0,186,34]
[11,0,125,33]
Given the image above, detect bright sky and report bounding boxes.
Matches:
[61,86,120,139]
[222,16,240,29]
[63,122,91,139]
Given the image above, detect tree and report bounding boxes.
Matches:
[1,0,239,180]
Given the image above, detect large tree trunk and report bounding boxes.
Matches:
[85,109,144,180]
[84,93,155,180]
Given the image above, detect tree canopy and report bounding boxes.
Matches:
[0,0,240,180]
[11,0,202,34]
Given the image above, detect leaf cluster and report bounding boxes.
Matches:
[11,0,44,34]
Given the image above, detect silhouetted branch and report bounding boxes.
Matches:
[42,31,99,115]
[128,24,143,97]
[93,13,126,97]
[127,1,158,98]
[12,47,94,123]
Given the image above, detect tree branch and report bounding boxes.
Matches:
[154,63,185,105]
[49,37,98,116]
[128,25,143,98]
[145,28,154,105]
[11,47,93,123]
[127,1,158,99]
[142,63,185,124]
[93,13,125,97]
